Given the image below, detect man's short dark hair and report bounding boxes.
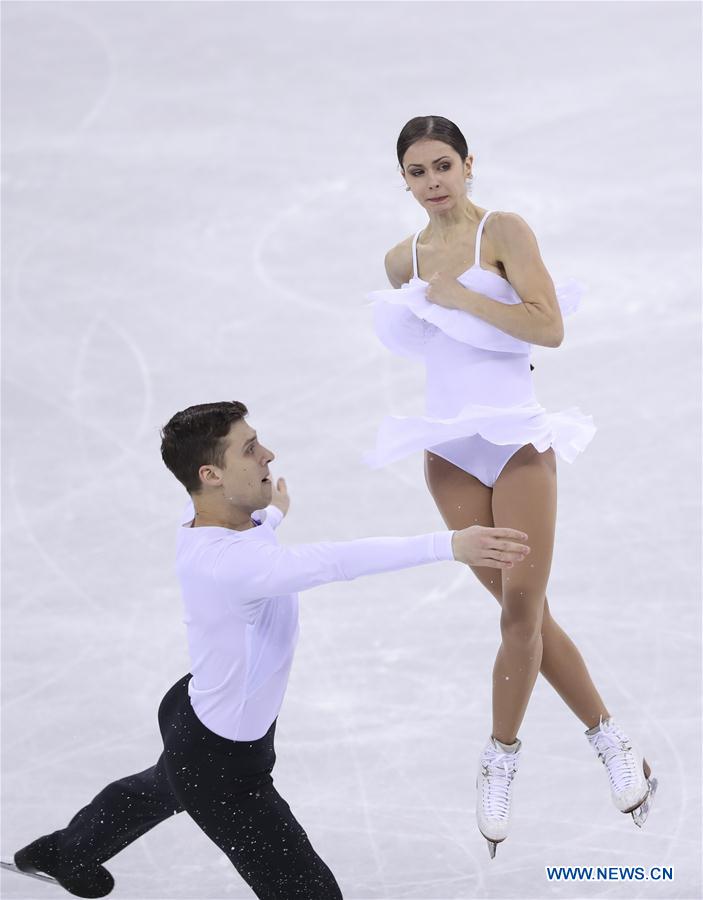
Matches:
[160,401,248,494]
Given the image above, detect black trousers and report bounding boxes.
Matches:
[44,674,342,899]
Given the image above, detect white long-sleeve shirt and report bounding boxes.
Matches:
[176,502,455,740]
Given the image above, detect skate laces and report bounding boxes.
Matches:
[480,744,520,819]
[589,721,639,791]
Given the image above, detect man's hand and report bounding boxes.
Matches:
[270,477,290,517]
[451,526,529,569]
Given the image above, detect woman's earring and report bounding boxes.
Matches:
[405,185,411,192]
[465,173,474,196]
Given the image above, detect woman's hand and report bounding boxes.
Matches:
[270,477,290,517]
[452,525,530,569]
[425,272,471,310]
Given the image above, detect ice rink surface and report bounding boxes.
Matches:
[2,1,701,898]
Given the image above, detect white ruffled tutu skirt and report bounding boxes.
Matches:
[363,272,596,471]
[363,399,596,469]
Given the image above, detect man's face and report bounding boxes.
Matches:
[199,420,275,511]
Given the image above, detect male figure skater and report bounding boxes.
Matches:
[10,401,530,899]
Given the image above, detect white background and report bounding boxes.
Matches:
[2,2,701,898]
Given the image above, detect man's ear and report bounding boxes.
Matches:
[198,464,223,488]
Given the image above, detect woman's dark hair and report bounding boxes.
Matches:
[397,116,469,169]
[160,401,248,494]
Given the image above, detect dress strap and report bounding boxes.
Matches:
[474,210,493,267]
[411,230,422,279]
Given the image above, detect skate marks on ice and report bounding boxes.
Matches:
[3,4,115,317]
[289,621,490,899]
[251,178,351,319]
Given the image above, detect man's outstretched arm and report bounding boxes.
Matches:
[214,525,529,607]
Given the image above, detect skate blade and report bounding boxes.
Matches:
[630,776,658,828]
[1,859,59,885]
[479,831,504,859]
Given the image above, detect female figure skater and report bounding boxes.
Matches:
[364,115,657,857]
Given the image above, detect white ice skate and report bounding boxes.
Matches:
[586,718,657,827]
[476,736,522,858]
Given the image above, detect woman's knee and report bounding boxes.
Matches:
[500,597,544,645]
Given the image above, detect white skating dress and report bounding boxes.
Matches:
[363,210,596,487]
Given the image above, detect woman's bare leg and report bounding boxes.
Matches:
[490,444,561,742]
[425,449,609,734]
[540,599,610,727]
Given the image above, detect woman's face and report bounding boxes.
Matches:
[401,139,473,212]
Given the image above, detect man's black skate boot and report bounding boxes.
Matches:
[15,833,114,898]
